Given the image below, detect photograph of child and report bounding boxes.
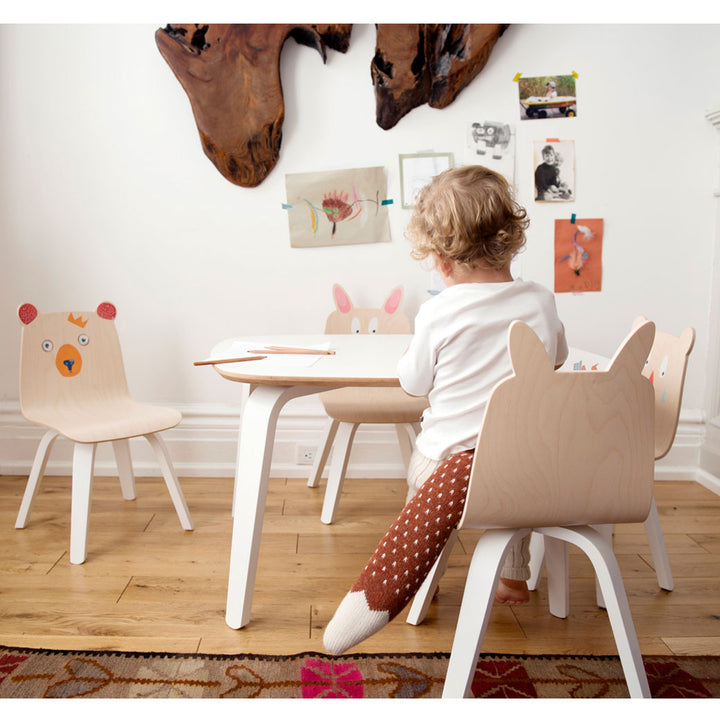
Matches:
[533,140,574,202]
[517,74,577,120]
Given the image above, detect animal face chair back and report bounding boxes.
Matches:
[632,315,695,461]
[464,320,657,529]
[325,284,411,335]
[18,302,129,420]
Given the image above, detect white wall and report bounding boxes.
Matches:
[2,23,720,478]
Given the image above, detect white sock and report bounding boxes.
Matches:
[323,590,390,655]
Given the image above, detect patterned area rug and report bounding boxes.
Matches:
[1,646,718,698]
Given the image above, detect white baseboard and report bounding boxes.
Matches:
[0,399,409,479]
[1,401,717,490]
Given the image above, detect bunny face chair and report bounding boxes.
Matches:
[15,303,193,564]
[307,285,428,524]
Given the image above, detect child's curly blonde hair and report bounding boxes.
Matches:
[405,165,529,270]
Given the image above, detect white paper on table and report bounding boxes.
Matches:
[214,341,332,368]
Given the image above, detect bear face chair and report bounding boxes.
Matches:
[15,302,193,564]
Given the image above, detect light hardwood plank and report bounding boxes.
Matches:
[0,475,718,657]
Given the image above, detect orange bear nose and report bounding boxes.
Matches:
[55,344,83,377]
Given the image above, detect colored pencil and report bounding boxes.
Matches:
[194,355,267,366]
[249,346,335,355]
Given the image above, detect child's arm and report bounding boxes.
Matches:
[396,306,435,397]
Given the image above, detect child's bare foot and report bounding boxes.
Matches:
[495,578,530,605]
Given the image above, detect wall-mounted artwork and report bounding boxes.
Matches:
[554,218,603,293]
[517,73,577,120]
[465,120,515,184]
[156,24,511,188]
[372,24,508,130]
[399,152,453,209]
[155,24,353,188]
[285,166,391,248]
[534,140,575,202]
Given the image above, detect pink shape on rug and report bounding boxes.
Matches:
[301,657,364,698]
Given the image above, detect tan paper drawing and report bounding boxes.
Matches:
[284,166,391,248]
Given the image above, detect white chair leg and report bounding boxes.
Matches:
[541,526,651,698]
[527,531,545,591]
[112,439,136,500]
[443,528,530,698]
[407,529,458,625]
[307,418,339,488]
[645,496,673,591]
[70,442,97,565]
[320,422,359,525]
[544,533,569,618]
[145,433,193,531]
[15,429,59,528]
[592,524,614,608]
[395,423,417,472]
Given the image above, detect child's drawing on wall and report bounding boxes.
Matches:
[534,140,574,202]
[554,218,603,293]
[285,166,391,248]
[465,120,515,184]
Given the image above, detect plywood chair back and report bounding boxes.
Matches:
[321,284,426,422]
[632,315,695,460]
[18,302,180,442]
[461,319,656,531]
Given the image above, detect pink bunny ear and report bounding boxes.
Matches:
[333,284,353,314]
[18,303,38,325]
[96,302,117,320]
[383,286,403,314]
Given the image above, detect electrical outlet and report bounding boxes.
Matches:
[297,445,316,465]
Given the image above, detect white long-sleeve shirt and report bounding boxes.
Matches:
[397,279,568,460]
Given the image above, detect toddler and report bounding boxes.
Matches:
[323,165,567,654]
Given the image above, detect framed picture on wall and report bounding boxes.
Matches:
[399,152,453,208]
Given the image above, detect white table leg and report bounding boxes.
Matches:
[225,383,331,629]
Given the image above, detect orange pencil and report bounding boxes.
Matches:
[194,355,267,366]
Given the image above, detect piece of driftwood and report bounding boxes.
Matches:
[372,24,508,130]
[155,24,352,187]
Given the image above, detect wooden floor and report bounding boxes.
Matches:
[1,472,719,657]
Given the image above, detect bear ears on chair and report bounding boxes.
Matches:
[18,303,118,325]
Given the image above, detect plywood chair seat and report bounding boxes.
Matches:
[308,285,427,524]
[14,303,193,564]
[405,320,655,698]
[22,399,181,444]
[319,386,427,424]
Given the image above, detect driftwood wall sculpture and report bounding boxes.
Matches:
[156,24,507,187]
[155,24,352,187]
[372,24,508,130]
